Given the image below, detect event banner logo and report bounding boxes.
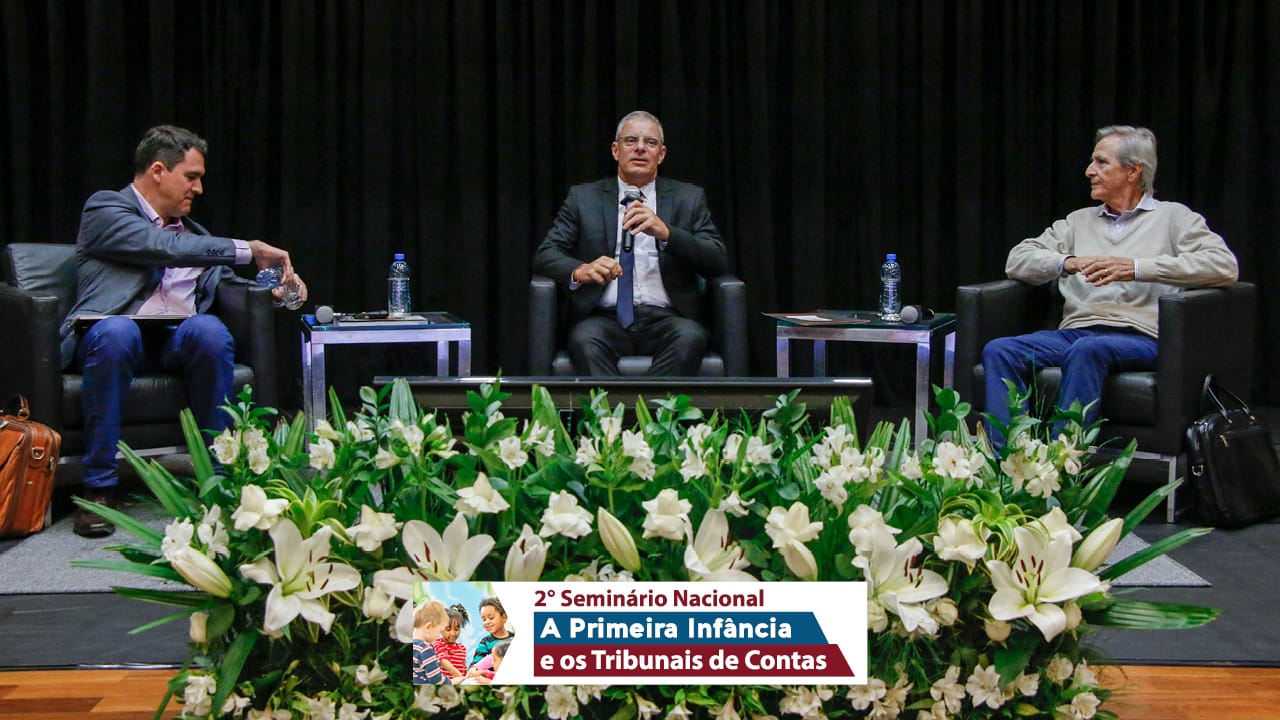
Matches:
[489,582,866,685]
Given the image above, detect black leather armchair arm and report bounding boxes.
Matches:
[1152,283,1256,454]
[528,275,558,375]
[0,283,64,429]
[710,274,748,376]
[954,279,1052,403]
[214,281,279,409]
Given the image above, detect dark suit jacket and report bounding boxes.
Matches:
[532,176,727,323]
[59,185,248,367]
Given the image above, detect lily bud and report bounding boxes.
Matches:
[1064,601,1083,631]
[189,611,208,643]
[169,546,233,598]
[1072,518,1123,572]
[985,618,1012,642]
[597,508,642,573]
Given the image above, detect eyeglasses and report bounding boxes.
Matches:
[618,135,662,149]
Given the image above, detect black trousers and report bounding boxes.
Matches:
[567,305,707,376]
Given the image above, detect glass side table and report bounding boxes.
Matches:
[772,310,957,446]
[300,312,472,431]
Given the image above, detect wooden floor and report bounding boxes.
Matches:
[0,665,1277,718]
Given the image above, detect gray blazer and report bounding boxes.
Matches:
[532,176,727,323]
[59,185,248,367]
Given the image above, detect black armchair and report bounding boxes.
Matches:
[528,274,749,376]
[955,278,1256,520]
[0,242,277,484]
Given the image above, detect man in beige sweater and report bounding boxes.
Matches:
[983,125,1238,445]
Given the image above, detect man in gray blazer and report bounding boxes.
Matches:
[64,125,305,537]
[533,111,728,375]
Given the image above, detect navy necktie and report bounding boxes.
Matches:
[617,189,644,328]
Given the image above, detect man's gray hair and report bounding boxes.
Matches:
[615,111,664,145]
[134,125,208,175]
[1096,125,1157,194]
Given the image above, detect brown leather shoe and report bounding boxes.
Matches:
[73,489,118,538]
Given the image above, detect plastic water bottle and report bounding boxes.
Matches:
[388,253,411,318]
[255,266,303,310]
[879,253,901,321]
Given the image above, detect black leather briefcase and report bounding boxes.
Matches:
[1185,376,1280,528]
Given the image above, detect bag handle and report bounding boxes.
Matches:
[1201,374,1251,416]
[1,395,30,420]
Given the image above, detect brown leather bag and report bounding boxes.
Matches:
[0,396,61,538]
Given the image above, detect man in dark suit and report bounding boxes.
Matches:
[63,125,305,537]
[533,111,728,375]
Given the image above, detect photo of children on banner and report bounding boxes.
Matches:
[412,600,449,685]
[465,638,511,684]
[466,596,515,682]
[434,603,470,681]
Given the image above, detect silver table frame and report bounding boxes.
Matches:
[775,314,957,446]
[301,313,472,430]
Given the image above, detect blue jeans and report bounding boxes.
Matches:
[77,314,235,490]
[982,327,1158,447]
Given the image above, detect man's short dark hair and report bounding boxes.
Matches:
[133,125,208,175]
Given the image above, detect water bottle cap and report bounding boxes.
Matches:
[394,253,406,260]
[886,253,897,261]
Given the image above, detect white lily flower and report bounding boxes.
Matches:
[197,505,229,559]
[684,509,754,581]
[635,695,661,719]
[539,491,594,539]
[231,484,290,532]
[306,696,337,720]
[161,517,195,562]
[347,418,375,442]
[309,437,337,470]
[361,585,398,620]
[1072,518,1123,572]
[337,702,368,720]
[711,697,742,720]
[183,674,217,717]
[847,504,901,557]
[374,446,400,469]
[966,664,1005,710]
[641,488,693,541]
[930,665,965,714]
[856,536,948,633]
[313,419,342,441]
[454,473,511,516]
[765,503,824,581]
[987,526,1103,641]
[679,450,709,482]
[933,516,988,570]
[545,685,579,720]
[243,427,271,474]
[716,490,751,517]
[497,435,528,469]
[354,663,387,686]
[723,433,743,462]
[621,429,653,459]
[598,508,642,573]
[239,519,362,634]
[1046,655,1074,684]
[574,436,601,467]
[1037,507,1083,543]
[599,416,622,443]
[1057,692,1101,720]
[210,428,240,465]
[505,524,548,581]
[900,452,924,479]
[346,505,402,552]
[401,513,495,581]
[745,436,773,465]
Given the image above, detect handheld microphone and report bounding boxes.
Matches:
[314,305,335,324]
[620,187,644,253]
[899,305,934,324]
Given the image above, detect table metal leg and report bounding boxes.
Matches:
[915,340,930,447]
[436,341,449,376]
[944,330,956,389]
[307,344,326,433]
[776,337,791,377]
[459,338,472,376]
[813,339,827,377]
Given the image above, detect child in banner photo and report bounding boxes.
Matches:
[465,638,511,684]
[468,596,514,670]
[434,603,470,680]
[412,600,449,685]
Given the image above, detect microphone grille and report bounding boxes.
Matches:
[315,305,335,324]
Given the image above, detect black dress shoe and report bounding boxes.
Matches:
[73,489,118,538]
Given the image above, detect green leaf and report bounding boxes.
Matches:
[1099,527,1212,581]
[1122,478,1182,534]
[111,586,208,607]
[179,408,217,483]
[1089,599,1220,629]
[211,630,258,715]
[69,497,165,545]
[992,630,1037,685]
[129,608,193,635]
[68,559,184,583]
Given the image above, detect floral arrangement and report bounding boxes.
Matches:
[75,379,1217,720]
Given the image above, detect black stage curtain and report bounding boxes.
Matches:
[3,1,1278,407]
